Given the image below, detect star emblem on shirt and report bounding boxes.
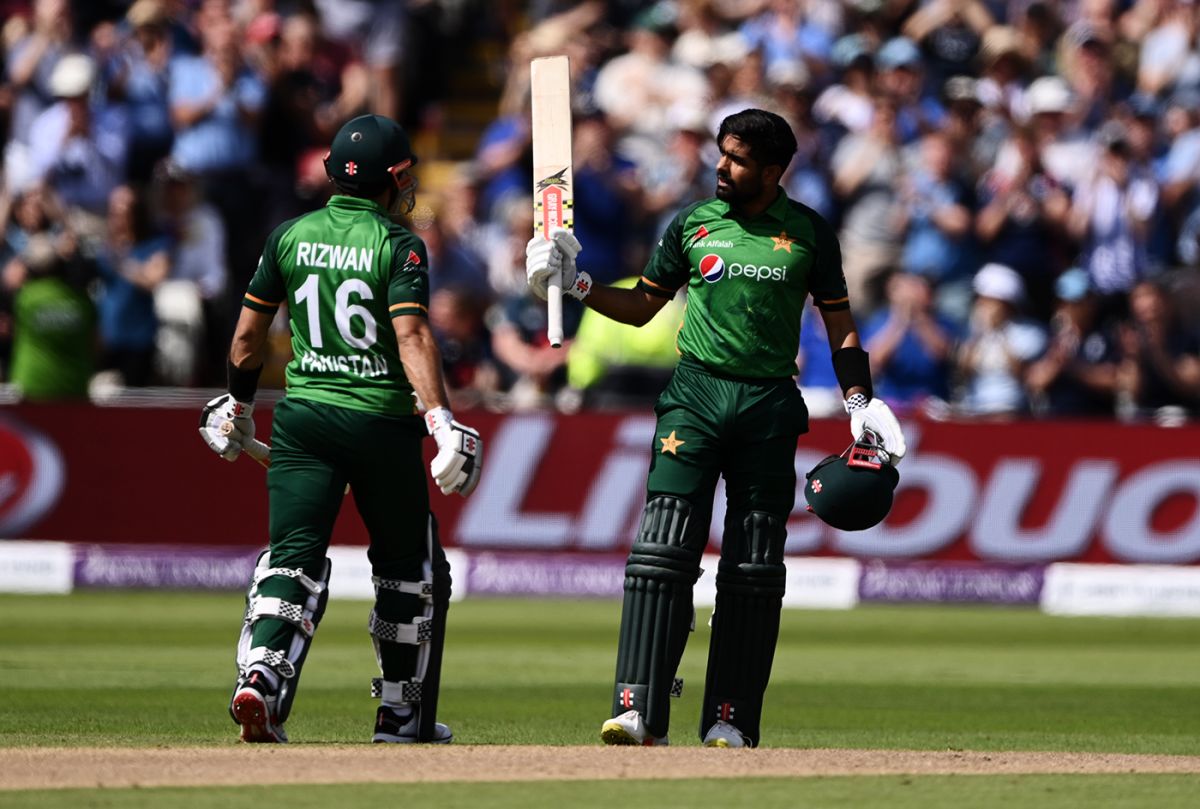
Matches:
[659,430,685,455]
[772,231,794,252]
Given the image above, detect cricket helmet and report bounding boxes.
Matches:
[804,433,899,531]
[324,114,418,199]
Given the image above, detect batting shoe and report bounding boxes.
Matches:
[702,720,748,749]
[372,706,453,744]
[600,710,669,746]
[231,672,287,743]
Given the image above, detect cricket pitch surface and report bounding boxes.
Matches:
[3,747,1200,789]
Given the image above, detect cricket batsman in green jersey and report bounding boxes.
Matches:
[199,114,482,744]
[527,109,906,748]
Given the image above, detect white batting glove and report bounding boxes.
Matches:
[199,393,256,462]
[525,228,590,301]
[424,407,483,496]
[845,394,905,466]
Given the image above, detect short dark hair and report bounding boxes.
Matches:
[716,109,798,171]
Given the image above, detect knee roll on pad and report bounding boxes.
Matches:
[613,495,704,738]
[231,550,332,724]
[701,511,787,748]
[369,513,452,742]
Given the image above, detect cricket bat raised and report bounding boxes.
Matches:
[530,55,574,349]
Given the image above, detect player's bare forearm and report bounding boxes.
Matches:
[229,306,274,370]
[394,315,451,411]
[585,283,670,327]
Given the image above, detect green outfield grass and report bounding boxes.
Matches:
[4,775,1199,809]
[0,591,1197,751]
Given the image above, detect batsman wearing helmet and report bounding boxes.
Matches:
[526,109,905,748]
[199,114,482,744]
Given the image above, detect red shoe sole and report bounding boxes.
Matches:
[233,690,279,743]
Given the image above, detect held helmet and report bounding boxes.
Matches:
[804,431,900,531]
[324,114,418,212]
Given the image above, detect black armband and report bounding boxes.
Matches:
[831,347,873,399]
[227,360,263,403]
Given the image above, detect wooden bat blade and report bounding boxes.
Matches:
[531,55,573,349]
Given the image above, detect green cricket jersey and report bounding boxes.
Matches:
[638,191,848,378]
[242,195,429,415]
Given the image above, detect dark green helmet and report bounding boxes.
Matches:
[804,434,899,531]
[323,114,418,198]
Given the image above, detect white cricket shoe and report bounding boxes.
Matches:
[372,706,453,743]
[600,710,669,746]
[703,720,748,748]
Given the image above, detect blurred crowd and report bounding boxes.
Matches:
[2,0,1199,423]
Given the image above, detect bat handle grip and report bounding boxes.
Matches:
[547,267,564,348]
[243,437,271,468]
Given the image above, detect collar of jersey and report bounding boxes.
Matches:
[328,194,387,214]
[718,187,788,223]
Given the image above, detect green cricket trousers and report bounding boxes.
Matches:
[252,396,436,674]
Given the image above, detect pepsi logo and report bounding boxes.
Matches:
[699,254,725,283]
[0,417,65,537]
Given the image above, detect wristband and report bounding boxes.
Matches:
[831,346,873,399]
[567,270,592,301]
[227,360,262,403]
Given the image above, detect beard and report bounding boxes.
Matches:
[715,172,761,205]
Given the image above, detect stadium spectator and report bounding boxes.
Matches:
[1133,0,1199,98]
[95,184,170,387]
[1022,74,1095,191]
[641,104,714,234]
[940,75,997,187]
[954,262,1047,417]
[168,8,266,286]
[896,131,975,296]
[903,0,995,88]
[876,36,941,144]
[256,11,371,224]
[4,0,74,146]
[831,92,905,314]
[1058,21,1121,130]
[1024,266,1119,416]
[1067,120,1159,315]
[1115,279,1200,419]
[28,53,128,216]
[862,269,960,411]
[975,126,1072,321]
[429,285,497,410]
[311,0,405,121]
[154,158,227,386]
[812,33,875,136]
[975,25,1030,123]
[569,109,643,285]
[102,0,176,183]
[3,228,95,400]
[592,9,708,147]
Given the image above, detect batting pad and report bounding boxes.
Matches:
[231,550,331,725]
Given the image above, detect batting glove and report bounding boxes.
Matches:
[425,407,483,496]
[525,228,590,301]
[199,393,256,462]
[845,394,905,466]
